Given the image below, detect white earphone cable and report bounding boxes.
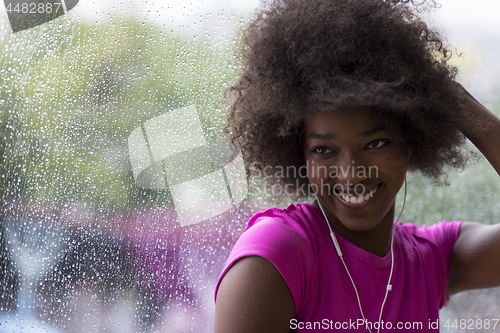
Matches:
[317,179,406,333]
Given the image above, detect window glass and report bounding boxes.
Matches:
[0,0,499,332]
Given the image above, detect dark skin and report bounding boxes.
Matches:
[303,107,407,257]
[214,85,500,333]
[446,85,500,296]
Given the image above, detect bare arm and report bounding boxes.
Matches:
[459,86,500,174]
[446,85,500,296]
[447,222,500,296]
[214,256,295,333]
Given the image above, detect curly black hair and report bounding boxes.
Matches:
[226,0,472,191]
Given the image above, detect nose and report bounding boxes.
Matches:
[335,150,369,185]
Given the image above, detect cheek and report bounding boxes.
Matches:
[304,160,333,195]
[306,167,322,187]
[359,155,407,187]
[306,159,330,179]
[385,156,408,183]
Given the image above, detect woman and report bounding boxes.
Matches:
[214,0,500,332]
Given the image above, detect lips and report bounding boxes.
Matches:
[335,184,381,205]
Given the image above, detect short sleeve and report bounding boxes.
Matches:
[414,221,463,307]
[214,216,314,314]
[417,221,462,269]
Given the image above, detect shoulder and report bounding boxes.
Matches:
[394,221,462,274]
[215,203,324,312]
[235,203,327,268]
[242,203,323,248]
[395,221,463,307]
[396,221,462,251]
[227,202,323,278]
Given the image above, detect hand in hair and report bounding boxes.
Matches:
[446,85,500,296]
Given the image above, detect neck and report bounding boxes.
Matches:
[313,200,395,257]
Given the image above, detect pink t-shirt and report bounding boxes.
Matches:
[215,203,462,332]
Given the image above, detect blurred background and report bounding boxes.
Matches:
[0,0,499,332]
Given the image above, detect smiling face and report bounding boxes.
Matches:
[304,108,407,236]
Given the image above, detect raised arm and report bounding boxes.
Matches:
[459,86,500,175]
[214,256,295,333]
[446,85,500,296]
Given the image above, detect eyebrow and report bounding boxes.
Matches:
[305,126,386,140]
[305,133,333,140]
[360,125,386,137]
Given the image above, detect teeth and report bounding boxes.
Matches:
[338,185,379,205]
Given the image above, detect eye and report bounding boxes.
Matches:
[311,146,335,154]
[366,140,388,149]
